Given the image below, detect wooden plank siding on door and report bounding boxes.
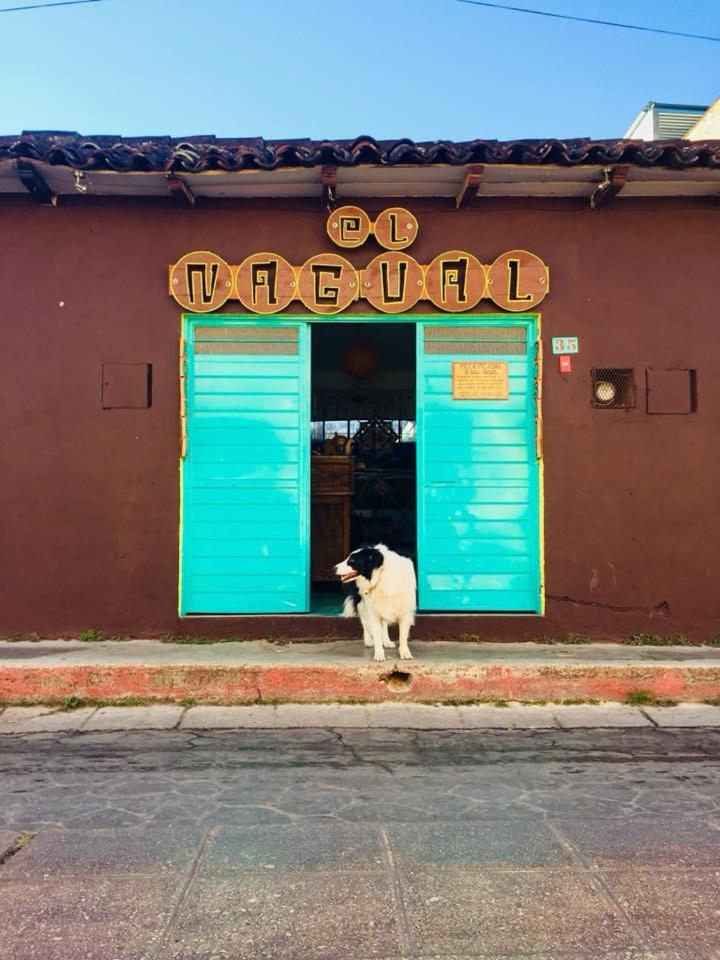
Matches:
[416,319,541,612]
[180,320,310,614]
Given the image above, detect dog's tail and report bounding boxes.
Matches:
[341,595,357,619]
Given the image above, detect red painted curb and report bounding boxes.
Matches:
[1,662,720,705]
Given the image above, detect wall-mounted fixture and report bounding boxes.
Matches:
[102,363,152,409]
[591,368,635,409]
[646,369,697,414]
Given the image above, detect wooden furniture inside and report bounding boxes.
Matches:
[311,456,354,581]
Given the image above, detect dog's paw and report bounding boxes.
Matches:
[373,650,386,662]
[382,639,396,648]
[398,649,413,660]
[363,637,374,647]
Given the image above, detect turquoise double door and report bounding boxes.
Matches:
[180,317,541,615]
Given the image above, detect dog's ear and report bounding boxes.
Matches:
[367,548,384,574]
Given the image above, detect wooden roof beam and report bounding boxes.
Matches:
[590,164,630,209]
[16,159,56,205]
[166,173,195,206]
[455,164,484,209]
[321,165,336,210]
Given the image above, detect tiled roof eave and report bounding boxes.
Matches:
[2,133,720,173]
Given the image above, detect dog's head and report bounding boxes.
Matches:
[334,546,385,586]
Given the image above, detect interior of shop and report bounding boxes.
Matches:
[310,323,417,612]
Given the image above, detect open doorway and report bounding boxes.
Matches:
[310,322,416,613]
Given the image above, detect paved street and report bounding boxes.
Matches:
[1,726,720,959]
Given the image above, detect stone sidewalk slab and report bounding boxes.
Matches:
[603,870,720,953]
[401,870,639,957]
[644,704,720,727]
[385,821,571,869]
[181,704,371,729]
[182,704,466,729]
[183,704,468,729]
[364,703,464,728]
[3,703,720,733]
[554,818,720,869]
[0,706,96,733]
[0,826,205,879]
[84,705,183,731]
[0,875,182,960]
[162,872,399,960]
[551,704,652,728]
[202,823,384,873]
[272,704,371,728]
[180,705,277,729]
[458,705,557,728]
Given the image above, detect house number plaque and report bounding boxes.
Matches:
[452,361,509,400]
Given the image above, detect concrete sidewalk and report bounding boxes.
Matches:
[2,701,720,733]
[2,639,720,705]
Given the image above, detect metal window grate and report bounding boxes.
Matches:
[425,340,526,355]
[425,326,526,340]
[195,340,299,355]
[195,326,298,341]
[591,368,635,409]
[424,325,527,355]
[194,326,298,355]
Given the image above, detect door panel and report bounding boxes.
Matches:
[417,320,540,613]
[181,321,309,614]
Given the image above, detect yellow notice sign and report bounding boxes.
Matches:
[452,361,509,400]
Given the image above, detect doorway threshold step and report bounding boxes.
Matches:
[1,640,720,707]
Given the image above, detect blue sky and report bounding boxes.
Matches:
[1,0,718,140]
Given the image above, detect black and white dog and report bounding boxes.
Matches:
[334,544,416,662]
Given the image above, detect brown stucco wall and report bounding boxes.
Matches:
[1,196,719,641]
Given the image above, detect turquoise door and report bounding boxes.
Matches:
[416,319,541,612]
[181,320,310,614]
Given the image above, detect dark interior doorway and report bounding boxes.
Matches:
[310,322,416,613]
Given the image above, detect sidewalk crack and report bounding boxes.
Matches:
[152,824,216,958]
[639,707,659,728]
[0,830,37,868]
[378,825,414,958]
[547,821,647,947]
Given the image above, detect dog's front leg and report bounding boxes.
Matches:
[357,600,380,654]
[397,615,413,660]
[381,621,395,649]
[362,599,385,661]
[372,626,386,661]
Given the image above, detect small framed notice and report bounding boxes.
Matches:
[452,361,509,400]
